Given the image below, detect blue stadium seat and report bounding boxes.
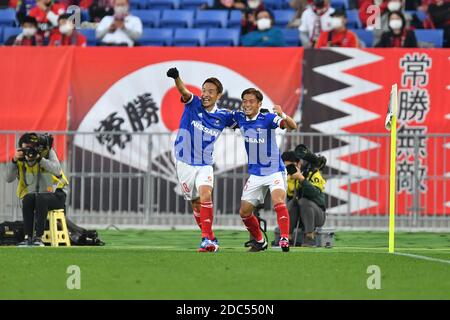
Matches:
[415,29,443,48]
[179,0,212,9]
[147,0,179,10]
[78,28,97,46]
[228,10,242,28]
[0,26,3,44]
[194,10,228,28]
[350,29,373,47]
[0,8,17,27]
[2,26,20,43]
[160,10,195,28]
[273,10,295,28]
[405,10,427,22]
[281,28,300,46]
[140,28,174,45]
[173,28,206,46]
[206,28,240,46]
[346,9,361,29]
[330,0,349,9]
[264,0,283,9]
[130,0,149,9]
[132,9,161,27]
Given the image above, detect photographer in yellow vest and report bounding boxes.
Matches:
[5,133,68,247]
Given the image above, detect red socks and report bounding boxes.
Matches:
[242,214,263,242]
[274,203,290,239]
[200,201,215,239]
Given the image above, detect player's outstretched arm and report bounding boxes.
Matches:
[166,67,192,103]
[273,105,297,130]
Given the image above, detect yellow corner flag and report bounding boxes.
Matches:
[386,84,398,253]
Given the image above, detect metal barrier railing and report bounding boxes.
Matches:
[1,131,449,230]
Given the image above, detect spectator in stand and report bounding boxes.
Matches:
[315,9,360,47]
[241,9,286,46]
[299,0,335,48]
[29,0,66,39]
[427,0,449,47]
[375,10,418,47]
[89,0,114,23]
[4,15,44,45]
[287,0,308,28]
[49,13,87,46]
[205,0,247,10]
[95,0,142,46]
[9,0,36,25]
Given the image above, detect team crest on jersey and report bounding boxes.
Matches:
[215,119,221,125]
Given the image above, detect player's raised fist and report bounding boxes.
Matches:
[167,68,179,79]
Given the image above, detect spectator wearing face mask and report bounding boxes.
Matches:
[95,0,143,47]
[376,10,418,47]
[206,0,247,9]
[299,0,335,48]
[241,9,286,46]
[315,9,360,48]
[49,13,87,46]
[4,15,44,46]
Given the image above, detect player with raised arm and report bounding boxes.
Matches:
[167,67,236,252]
[233,88,297,252]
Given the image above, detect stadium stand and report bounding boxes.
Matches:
[173,27,206,46]
[140,28,174,45]
[273,10,296,28]
[160,9,195,28]
[0,8,16,27]
[281,28,301,46]
[350,29,373,47]
[194,10,228,28]
[206,28,240,46]
[132,9,161,27]
[415,29,444,48]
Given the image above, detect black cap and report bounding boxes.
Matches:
[331,8,347,18]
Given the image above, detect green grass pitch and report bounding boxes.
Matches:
[0,230,449,300]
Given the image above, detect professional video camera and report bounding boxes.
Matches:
[294,144,327,173]
[18,132,54,161]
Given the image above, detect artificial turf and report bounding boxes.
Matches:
[0,230,449,300]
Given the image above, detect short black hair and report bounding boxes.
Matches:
[58,13,73,22]
[22,16,37,26]
[241,88,263,102]
[281,151,298,163]
[203,77,223,94]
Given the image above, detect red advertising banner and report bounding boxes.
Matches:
[301,48,450,216]
[0,47,72,162]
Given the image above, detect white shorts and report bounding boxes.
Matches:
[241,171,287,207]
[175,160,214,201]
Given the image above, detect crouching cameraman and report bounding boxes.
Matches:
[285,144,327,247]
[5,133,69,247]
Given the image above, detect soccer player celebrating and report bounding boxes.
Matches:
[167,67,236,252]
[233,88,297,252]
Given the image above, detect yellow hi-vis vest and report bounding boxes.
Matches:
[16,161,69,199]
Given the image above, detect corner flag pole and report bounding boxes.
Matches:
[385,84,398,253]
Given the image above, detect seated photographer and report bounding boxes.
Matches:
[285,144,327,247]
[5,133,69,247]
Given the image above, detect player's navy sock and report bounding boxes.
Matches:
[274,203,290,239]
[242,214,263,242]
[200,201,213,239]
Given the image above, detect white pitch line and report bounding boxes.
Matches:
[393,252,450,265]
